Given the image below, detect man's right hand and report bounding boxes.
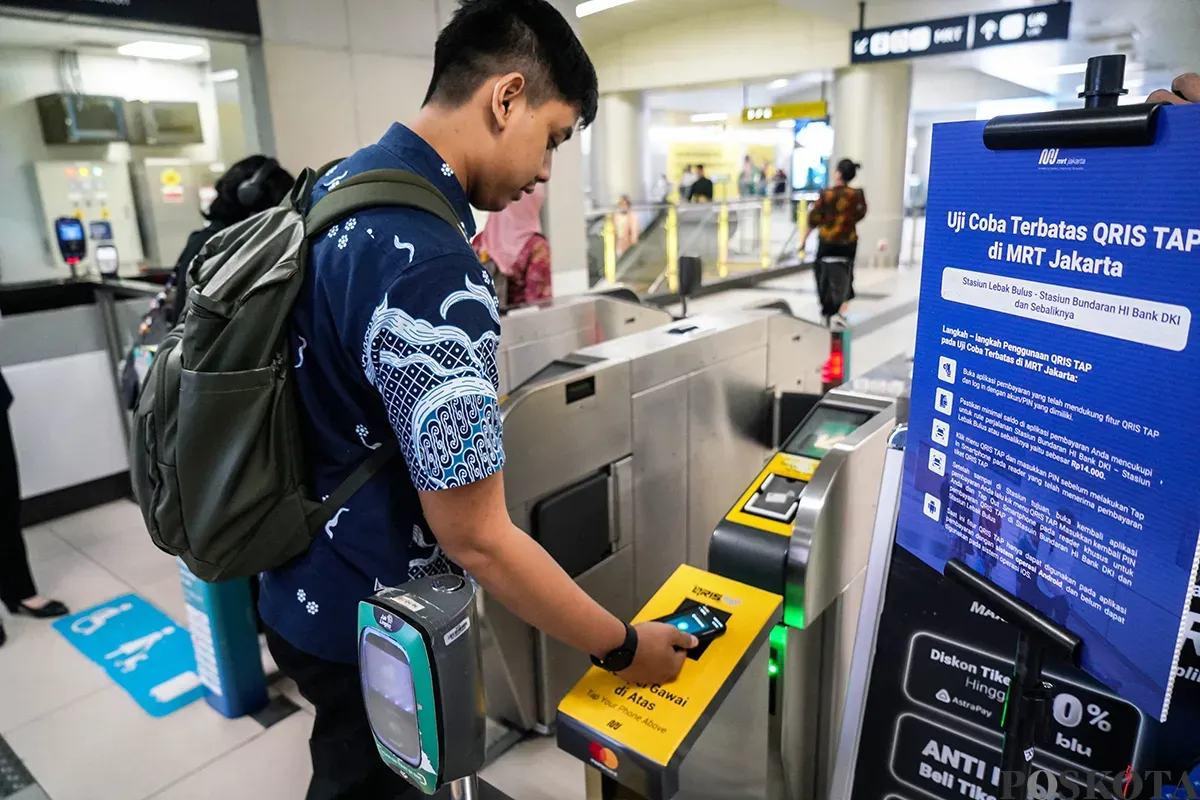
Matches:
[1148,73,1200,105]
[618,622,698,685]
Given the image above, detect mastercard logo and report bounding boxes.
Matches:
[588,742,619,770]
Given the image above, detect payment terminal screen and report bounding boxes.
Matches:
[660,605,722,636]
[784,406,873,460]
[361,630,422,767]
[56,220,84,241]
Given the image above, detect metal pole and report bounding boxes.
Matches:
[95,287,132,444]
[449,775,481,800]
[760,198,773,269]
[603,213,617,284]
[717,202,729,278]
[857,1,866,29]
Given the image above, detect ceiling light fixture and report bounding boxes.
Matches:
[117,40,205,61]
[776,119,796,128]
[576,0,641,18]
[1052,60,1143,77]
[690,112,729,123]
[769,79,790,90]
[1049,62,1089,75]
[209,69,240,83]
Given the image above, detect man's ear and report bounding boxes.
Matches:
[491,72,526,130]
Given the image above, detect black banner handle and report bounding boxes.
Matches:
[943,558,1081,662]
[945,558,1083,800]
[983,54,1164,151]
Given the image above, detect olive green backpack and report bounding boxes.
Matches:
[130,164,461,582]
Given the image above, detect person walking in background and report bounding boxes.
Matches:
[474,183,552,310]
[0,371,68,648]
[678,165,696,202]
[652,173,671,204]
[689,164,714,203]
[808,158,867,327]
[737,155,757,197]
[612,194,640,257]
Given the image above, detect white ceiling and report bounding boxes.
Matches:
[578,0,779,47]
[0,16,210,61]
[579,0,1197,103]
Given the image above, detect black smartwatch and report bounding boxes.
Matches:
[591,623,637,673]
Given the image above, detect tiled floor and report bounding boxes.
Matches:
[0,501,584,800]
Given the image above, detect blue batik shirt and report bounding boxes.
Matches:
[258,123,505,664]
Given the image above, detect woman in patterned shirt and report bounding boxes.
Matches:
[809,158,868,326]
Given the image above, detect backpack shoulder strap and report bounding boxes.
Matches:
[304,169,463,238]
[306,439,400,535]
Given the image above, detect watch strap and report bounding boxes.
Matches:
[591,623,637,672]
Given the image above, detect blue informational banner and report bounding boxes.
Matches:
[53,594,204,717]
[896,104,1200,722]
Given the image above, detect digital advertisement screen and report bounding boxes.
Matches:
[784,406,873,459]
[361,631,422,767]
[792,119,833,192]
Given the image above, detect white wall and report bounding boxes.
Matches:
[256,0,448,172]
[910,67,1049,113]
[0,47,221,284]
[256,0,589,293]
[590,5,848,93]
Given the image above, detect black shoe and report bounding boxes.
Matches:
[4,599,70,618]
[0,621,6,648]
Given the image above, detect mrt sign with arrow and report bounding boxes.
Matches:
[851,2,1071,64]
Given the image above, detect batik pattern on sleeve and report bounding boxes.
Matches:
[361,270,505,491]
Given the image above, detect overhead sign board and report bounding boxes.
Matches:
[852,15,973,63]
[742,101,828,124]
[0,0,261,37]
[972,2,1072,50]
[852,2,1071,64]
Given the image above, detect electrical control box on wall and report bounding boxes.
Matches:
[33,160,144,277]
[131,159,222,267]
[35,94,127,145]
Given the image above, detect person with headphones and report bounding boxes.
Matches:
[121,156,296,411]
[171,156,296,321]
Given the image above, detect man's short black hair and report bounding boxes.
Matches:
[425,0,599,128]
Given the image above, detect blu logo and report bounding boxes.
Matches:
[1038,148,1060,166]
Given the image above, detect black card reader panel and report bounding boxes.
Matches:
[743,473,806,523]
[532,471,611,579]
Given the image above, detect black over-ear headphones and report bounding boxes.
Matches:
[236,157,280,209]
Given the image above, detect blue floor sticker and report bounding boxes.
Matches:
[53,594,204,717]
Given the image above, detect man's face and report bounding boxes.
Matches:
[472,86,578,212]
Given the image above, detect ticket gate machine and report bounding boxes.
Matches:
[707,355,913,800]
[496,292,671,396]
[553,357,911,800]
[486,309,829,739]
